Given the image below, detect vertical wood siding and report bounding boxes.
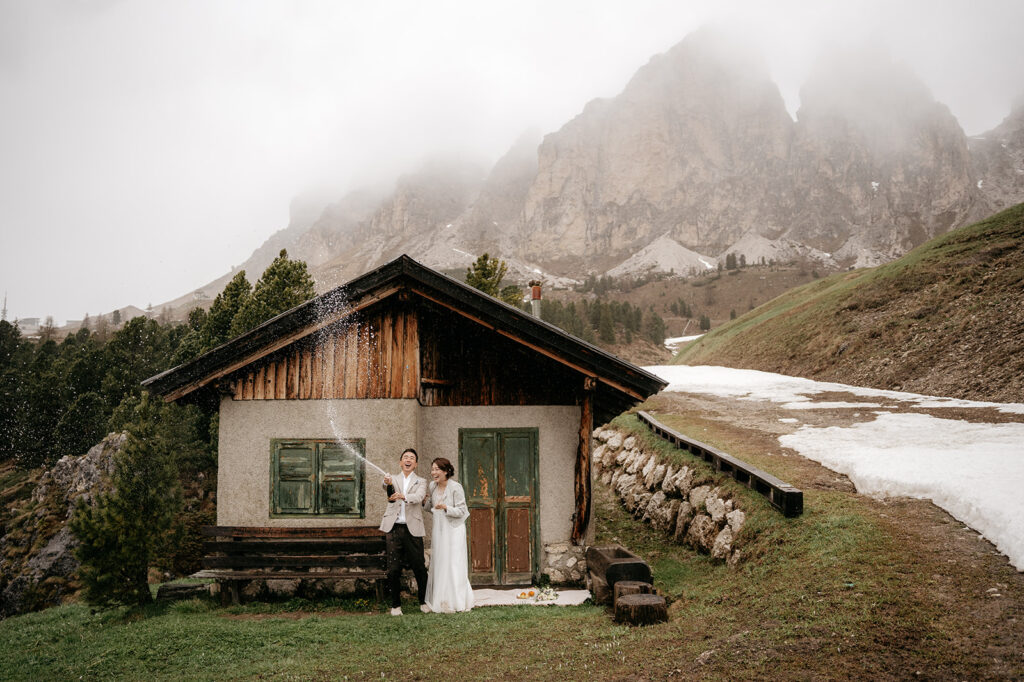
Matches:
[230,306,420,400]
[228,297,583,406]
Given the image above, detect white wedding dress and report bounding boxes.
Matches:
[424,479,475,613]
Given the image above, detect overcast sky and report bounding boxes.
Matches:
[2,0,1022,326]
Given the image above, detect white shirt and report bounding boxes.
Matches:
[396,471,413,524]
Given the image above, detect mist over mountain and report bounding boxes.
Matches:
[190,29,1024,303]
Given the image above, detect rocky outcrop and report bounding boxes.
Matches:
[970,98,1024,214]
[593,427,745,565]
[175,30,1024,313]
[0,434,123,618]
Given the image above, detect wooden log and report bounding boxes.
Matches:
[571,376,596,545]
[156,582,210,602]
[614,593,668,626]
[613,580,654,609]
[585,545,652,590]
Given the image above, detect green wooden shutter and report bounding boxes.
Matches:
[318,441,363,516]
[274,442,315,514]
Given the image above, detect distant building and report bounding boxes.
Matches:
[16,317,41,335]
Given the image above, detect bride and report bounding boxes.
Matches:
[424,457,475,613]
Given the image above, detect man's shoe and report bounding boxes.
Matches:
[420,604,431,613]
[389,607,402,616]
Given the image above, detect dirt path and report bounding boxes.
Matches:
[642,391,1024,677]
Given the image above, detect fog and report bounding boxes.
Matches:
[1,0,1022,325]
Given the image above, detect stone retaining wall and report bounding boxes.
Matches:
[593,427,745,566]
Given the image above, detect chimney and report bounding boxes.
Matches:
[529,280,542,318]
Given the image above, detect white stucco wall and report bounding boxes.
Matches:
[419,405,580,545]
[217,398,583,546]
[217,397,420,527]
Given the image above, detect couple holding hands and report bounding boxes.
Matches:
[379,448,475,615]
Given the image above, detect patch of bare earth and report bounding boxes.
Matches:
[642,391,1024,677]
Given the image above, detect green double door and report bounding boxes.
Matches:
[459,428,539,586]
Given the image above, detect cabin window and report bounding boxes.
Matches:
[270,439,365,518]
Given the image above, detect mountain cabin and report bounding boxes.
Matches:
[143,255,665,586]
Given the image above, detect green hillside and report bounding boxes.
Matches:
[673,202,1024,403]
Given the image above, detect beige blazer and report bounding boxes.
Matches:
[378,472,428,537]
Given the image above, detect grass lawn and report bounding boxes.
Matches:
[2,413,1020,680]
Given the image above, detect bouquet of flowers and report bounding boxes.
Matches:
[534,586,558,602]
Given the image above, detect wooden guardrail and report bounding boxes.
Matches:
[636,411,803,517]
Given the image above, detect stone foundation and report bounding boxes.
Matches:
[543,542,586,585]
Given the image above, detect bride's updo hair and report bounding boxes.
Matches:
[432,457,455,479]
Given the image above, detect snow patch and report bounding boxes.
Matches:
[645,364,1024,570]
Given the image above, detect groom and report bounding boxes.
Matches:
[380,447,429,615]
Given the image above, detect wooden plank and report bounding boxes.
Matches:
[344,324,359,399]
[311,341,323,400]
[204,540,385,554]
[275,356,287,400]
[233,378,242,400]
[253,365,265,400]
[381,312,393,398]
[373,314,385,398]
[264,359,275,398]
[356,322,369,398]
[201,526,385,538]
[390,309,404,398]
[469,507,495,573]
[404,309,418,398]
[242,371,254,400]
[287,350,299,399]
[505,508,531,574]
[299,346,312,399]
[203,555,386,569]
[192,570,388,581]
[333,326,347,399]
[321,334,334,399]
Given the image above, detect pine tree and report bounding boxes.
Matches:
[465,253,522,306]
[598,306,616,343]
[71,394,182,607]
[230,250,314,337]
[205,271,252,348]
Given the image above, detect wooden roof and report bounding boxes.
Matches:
[142,255,666,424]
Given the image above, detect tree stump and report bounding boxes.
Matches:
[613,580,653,608]
[614,593,668,626]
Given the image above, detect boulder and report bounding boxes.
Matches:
[614,473,637,497]
[626,451,647,475]
[601,471,613,486]
[685,514,718,552]
[606,432,624,450]
[654,498,681,535]
[660,465,677,494]
[641,491,667,524]
[726,509,746,535]
[673,502,695,543]
[689,485,712,511]
[601,445,619,468]
[711,527,734,560]
[623,436,636,450]
[706,492,727,523]
[592,444,607,467]
[674,466,694,497]
[640,455,658,482]
[645,464,667,490]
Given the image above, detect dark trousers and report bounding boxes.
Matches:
[385,523,428,608]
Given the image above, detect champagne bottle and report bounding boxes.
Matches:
[386,479,396,498]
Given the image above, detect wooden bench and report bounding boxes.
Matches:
[194,526,387,604]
